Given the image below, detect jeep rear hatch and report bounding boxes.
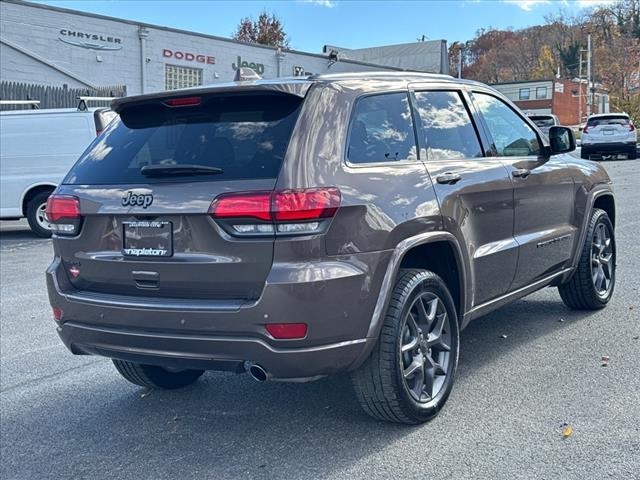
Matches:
[54,91,303,301]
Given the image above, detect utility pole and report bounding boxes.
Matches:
[578,50,583,126]
[586,32,592,118]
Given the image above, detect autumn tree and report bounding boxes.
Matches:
[233,11,289,48]
[532,45,556,79]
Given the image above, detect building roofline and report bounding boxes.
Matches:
[490,79,554,86]
[3,0,410,72]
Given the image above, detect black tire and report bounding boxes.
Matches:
[627,148,637,160]
[351,269,460,424]
[26,191,53,238]
[112,359,204,389]
[559,208,615,310]
[580,150,589,160]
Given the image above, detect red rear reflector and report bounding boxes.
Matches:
[265,323,307,339]
[164,96,202,107]
[46,195,80,222]
[52,307,63,321]
[272,188,341,221]
[209,191,271,221]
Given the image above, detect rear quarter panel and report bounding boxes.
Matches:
[277,82,442,256]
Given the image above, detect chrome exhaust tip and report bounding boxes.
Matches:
[247,363,270,382]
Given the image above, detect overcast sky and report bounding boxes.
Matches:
[35,0,617,52]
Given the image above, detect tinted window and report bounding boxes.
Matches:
[347,93,417,164]
[586,115,630,127]
[473,92,541,157]
[530,116,556,128]
[413,91,482,160]
[64,93,302,185]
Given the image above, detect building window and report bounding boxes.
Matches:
[536,87,547,99]
[165,64,203,90]
[519,88,530,100]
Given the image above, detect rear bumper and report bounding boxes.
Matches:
[56,321,372,379]
[581,142,636,155]
[47,251,391,379]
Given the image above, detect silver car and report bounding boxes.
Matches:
[581,113,637,160]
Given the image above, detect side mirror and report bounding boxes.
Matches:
[547,126,576,155]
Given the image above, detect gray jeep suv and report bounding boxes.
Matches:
[46,72,616,424]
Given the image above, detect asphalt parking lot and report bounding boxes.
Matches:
[1,159,639,480]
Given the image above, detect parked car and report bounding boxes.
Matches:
[0,104,116,237]
[528,113,560,137]
[46,71,616,424]
[581,113,637,160]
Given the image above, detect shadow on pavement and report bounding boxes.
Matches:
[1,293,594,479]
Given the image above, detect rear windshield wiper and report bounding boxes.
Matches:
[140,164,223,177]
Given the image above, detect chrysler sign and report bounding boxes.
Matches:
[58,29,123,50]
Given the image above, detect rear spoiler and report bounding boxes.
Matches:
[111,81,313,114]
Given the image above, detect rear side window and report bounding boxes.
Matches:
[413,91,482,160]
[347,93,417,164]
[64,93,302,185]
[586,115,630,127]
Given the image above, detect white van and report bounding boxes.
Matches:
[0,106,116,237]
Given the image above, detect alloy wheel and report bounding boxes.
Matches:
[591,222,614,297]
[400,291,452,403]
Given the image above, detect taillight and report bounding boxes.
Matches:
[629,124,636,132]
[211,191,271,221]
[209,187,341,237]
[582,126,589,134]
[96,129,103,136]
[272,189,340,221]
[52,307,63,322]
[45,195,82,235]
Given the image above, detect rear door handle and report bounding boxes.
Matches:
[512,168,531,178]
[436,172,462,185]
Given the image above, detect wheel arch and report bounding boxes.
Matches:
[367,232,468,337]
[349,231,469,372]
[21,183,57,216]
[566,187,616,281]
[593,193,615,228]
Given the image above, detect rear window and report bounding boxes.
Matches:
[586,115,630,127]
[530,116,556,128]
[64,93,302,185]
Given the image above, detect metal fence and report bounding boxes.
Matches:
[0,81,126,110]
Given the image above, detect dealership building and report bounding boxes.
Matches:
[0,0,449,99]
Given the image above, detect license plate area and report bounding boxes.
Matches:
[123,221,173,257]
[603,128,614,135]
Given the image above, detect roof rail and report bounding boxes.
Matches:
[77,96,119,111]
[0,100,40,109]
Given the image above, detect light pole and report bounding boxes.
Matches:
[586,32,592,118]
